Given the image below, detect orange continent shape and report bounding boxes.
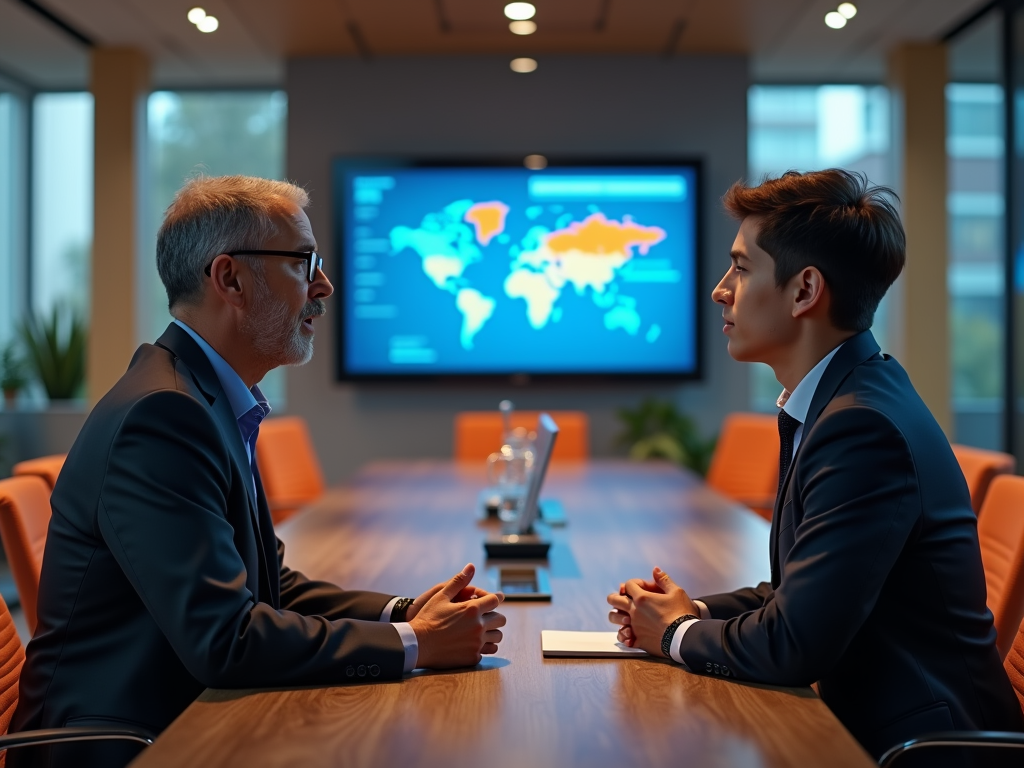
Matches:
[545,213,666,257]
[464,201,510,246]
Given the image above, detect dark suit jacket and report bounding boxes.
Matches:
[9,324,406,767]
[679,331,1023,758]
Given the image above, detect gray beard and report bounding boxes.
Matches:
[242,270,315,368]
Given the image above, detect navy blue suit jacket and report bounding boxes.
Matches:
[680,331,1023,758]
[9,324,406,767]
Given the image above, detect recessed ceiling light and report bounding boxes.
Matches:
[837,3,857,19]
[510,57,538,73]
[505,3,536,21]
[187,7,206,24]
[824,11,846,29]
[197,14,219,32]
[524,154,547,170]
[510,20,537,35]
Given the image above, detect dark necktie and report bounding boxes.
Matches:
[777,409,802,500]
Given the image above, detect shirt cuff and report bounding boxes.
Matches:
[669,617,702,667]
[380,596,402,622]
[392,622,419,673]
[693,600,711,619]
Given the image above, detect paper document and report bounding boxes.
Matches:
[541,630,648,658]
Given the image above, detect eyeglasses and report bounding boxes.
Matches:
[204,250,324,283]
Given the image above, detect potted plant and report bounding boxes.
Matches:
[0,341,28,407]
[615,397,717,477]
[19,307,87,402]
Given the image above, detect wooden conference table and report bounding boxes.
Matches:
[131,460,873,768]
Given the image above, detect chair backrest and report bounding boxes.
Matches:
[254,416,325,525]
[11,454,66,491]
[0,593,25,749]
[952,444,1016,516]
[978,474,1024,659]
[0,477,51,635]
[453,411,589,463]
[1003,614,1024,716]
[705,413,780,522]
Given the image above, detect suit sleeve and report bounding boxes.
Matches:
[276,540,399,621]
[697,582,774,620]
[679,404,917,686]
[97,390,406,689]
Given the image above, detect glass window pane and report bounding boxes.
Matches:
[31,93,93,318]
[145,90,288,402]
[948,9,1005,451]
[0,93,26,350]
[746,85,892,411]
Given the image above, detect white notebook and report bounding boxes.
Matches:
[541,630,648,658]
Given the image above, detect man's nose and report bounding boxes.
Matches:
[311,267,334,299]
[712,273,732,305]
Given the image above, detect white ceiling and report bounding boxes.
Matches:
[0,0,993,90]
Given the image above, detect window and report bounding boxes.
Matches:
[0,93,26,349]
[31,93,93,319]
[145,90,288,401]
[746,85,892,410]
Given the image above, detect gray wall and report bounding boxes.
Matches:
[284,54,751,482]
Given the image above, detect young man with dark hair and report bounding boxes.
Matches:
[607,169,1023,758]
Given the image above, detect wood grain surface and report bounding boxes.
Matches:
[130,460,873,768]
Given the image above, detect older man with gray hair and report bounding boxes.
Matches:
[8,176,506,768]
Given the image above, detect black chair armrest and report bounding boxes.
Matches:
[0,725,155,752]
[879,730,1024,767]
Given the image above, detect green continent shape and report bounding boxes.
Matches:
[455,288,496,350]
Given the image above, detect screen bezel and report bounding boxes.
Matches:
[332,155,703,384]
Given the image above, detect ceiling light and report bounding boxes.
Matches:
[196,14,219,32]
[510,57,538,73]
[837,3,857,19]
[510,20,537,35]
[187,7,206,24]
[505,3,536,21]
[824,11,846,29]
[524,154,547,170]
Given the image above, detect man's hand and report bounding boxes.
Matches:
[410,563,506,669]
[606,567,699,657]
[405,576,493,622]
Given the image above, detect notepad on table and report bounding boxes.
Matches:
[541,630,648,658]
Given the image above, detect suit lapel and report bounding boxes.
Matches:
[769,330,882,585]
[154,323,273,597]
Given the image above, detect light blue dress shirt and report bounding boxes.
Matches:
[171,319,418,672]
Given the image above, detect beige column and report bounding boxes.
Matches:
[887,43,951,435]
[88,48,150,403]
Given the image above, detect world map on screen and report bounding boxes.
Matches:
[339,166,697,375]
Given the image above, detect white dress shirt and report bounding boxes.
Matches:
[173,320,418,672]
[667,342,846,666]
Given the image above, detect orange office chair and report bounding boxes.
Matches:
[705,413,780,521]
[977,474,1024,660]
[254,416,326,525]
[951,444,1016,516]
[0,593,153,765]
[11,454,66,491]
[0,477,51,634]
[453,411,589,463]
[880,611,1024,765]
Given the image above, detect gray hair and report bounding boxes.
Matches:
[156,175,310,311]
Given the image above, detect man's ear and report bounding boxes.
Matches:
[791,266,828,319]
[208,254,246,310]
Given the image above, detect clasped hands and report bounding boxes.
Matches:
[606,567,700,657]
[407,563,507,669]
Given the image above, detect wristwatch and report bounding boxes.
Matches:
[391,597,414,622]
[661,614,700,658]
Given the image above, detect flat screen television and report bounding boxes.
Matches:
[333,158,701,381]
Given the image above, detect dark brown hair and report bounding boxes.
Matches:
[722,169,905,332]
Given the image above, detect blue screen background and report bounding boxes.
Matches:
[335,163,699,376]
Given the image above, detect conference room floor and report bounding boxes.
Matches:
[132,460,874,768]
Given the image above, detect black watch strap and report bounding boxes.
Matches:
[391,597,414,622]
[661,614,700,659]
